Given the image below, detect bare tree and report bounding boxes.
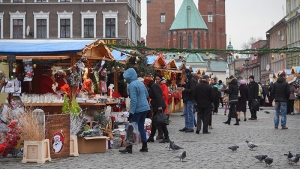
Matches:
[241,37,263,49]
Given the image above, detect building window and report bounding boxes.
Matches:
[12,0,23,2]
[83,0,94,2]
[179,33,183,49]
[208,12,213,22]
[105,18,115,38]
[188,33,192,49]
[84,19,94,38]
[81,10,97,38]
[36,19,47,38]
[102,10,118,38]
[0,13,3,39]
[9,11,26,39]
[104,0,116,1]
[57,11,73,38]
[160,13,165,23]
[33,11,50,39]
[197,33,200,49]
[59,0,71,2]
[60,19,70,38]
[35,0,48,2]
[13,19,23,39]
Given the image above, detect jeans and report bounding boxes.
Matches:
[274,102,287,127]
[132,111,148,143]
[184,101,195,129]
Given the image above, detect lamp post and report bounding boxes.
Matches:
[244,58,249,83]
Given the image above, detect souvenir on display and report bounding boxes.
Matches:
[0,70,7,93]
[23,59,34,82]
[82,68,93,94]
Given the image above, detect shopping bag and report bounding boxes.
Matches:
[272,100,275,107]
[265,96,269,103]
[251,99,259,111]
[152,110,169,127]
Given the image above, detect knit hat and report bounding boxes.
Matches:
[143,77,153,85]
[202,75,209,80]
[240,80,246,84]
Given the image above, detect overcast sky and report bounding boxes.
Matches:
[141,0,286,50]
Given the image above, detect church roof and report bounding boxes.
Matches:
[170,0,208,30]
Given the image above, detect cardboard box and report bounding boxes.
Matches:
[77,136,109,154]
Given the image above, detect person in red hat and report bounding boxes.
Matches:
[39,66,56,94]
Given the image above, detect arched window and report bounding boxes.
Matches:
[188,32,192,49]
[197,33,200,49]
[179,33,183,49]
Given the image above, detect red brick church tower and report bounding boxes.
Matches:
[146,0,175,48]
[198,0,226,49]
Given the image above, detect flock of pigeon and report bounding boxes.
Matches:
[168,139,299,167]
[227,140,300,167]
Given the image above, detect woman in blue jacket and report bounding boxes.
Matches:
[119,68,150,153]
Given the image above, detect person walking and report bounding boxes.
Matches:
[223,76,239,125]
[179,69,197,132]
[119,68,150,153]
[154,74,169,139]
[248,75,259,120]
[287,76,298,115]
[193,75,215,134]
[219,80,224,107]
[262,83,270,106]
[236,80,248,121]
[146,77,170,143]
[210,77,220,114]
[271,72,290,129]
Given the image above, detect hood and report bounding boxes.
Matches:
[123,68,137,84]
[230,78,238,85]
[185,69,192,79]
[277,77,286,83]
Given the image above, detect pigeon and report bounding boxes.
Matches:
[228,145,239,151]
[264,157,273,167]
[246,140,258,150]
[175,151,186,161]
[288,154,300,165]
[259,108,264,110]
[254,155,268,162]
[284,151,300,159]
[284,151,294,159]
[168,141,184,151]
[264,111,270,114]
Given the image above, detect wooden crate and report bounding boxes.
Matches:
[70,135,79,157]
[22,139,51,164]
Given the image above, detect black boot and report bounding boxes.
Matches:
[140,142,148,152]
[119,145,132,154]
[147,136,154,142]
[223,120,230,125]
[234,118,239,125]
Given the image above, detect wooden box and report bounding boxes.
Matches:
[22,139,51,164]
[77,136,109,154]
[70,135,79,157]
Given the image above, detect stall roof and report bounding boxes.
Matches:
[146,55,157,65]
[111,50,129,61]
[0,40,94,55]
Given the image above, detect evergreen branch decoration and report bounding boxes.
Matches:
[107,44,300,56]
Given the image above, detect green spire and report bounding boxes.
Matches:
[170,0,208,30]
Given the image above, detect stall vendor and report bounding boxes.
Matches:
[39,66,56,94]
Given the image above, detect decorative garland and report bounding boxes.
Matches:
[105,44,300,56]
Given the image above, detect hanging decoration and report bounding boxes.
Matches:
[229,51,233,56]
[23,59,34,82]
[254,52,258,57]
[271,55,274,60]
[206,52,209,56]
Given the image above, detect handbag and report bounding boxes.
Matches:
[251,99,259,111]
[152,110,169,127]
[238,89,241,97]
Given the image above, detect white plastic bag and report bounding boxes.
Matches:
[125,122,140,145]
[125,97,130,111]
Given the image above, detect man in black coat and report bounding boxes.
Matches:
[248,75,259,120]
[193,75,215,134]
[271,72,290,129]
[179,69,197,132]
